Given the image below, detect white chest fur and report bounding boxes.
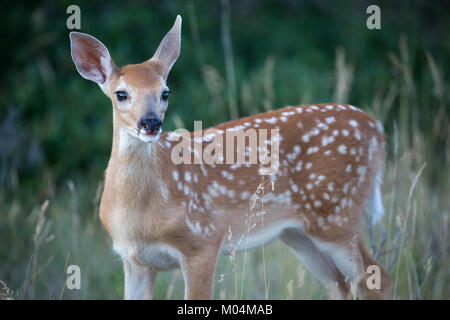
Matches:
[113,241,180,270]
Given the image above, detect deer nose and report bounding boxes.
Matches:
[139,117,162,135]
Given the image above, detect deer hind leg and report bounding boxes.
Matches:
[354,237,391,299]
[317,235,391,300]
[280,228,350,299]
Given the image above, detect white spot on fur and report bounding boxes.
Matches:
[240,191,250,200]
[221,171,234,181]
[287,145,302,161]
[322,135,335,147]
[307,146,319,155]
[368,136,378,161]
[317,122,328,131]
[302,134,310,143]
[349,119,359,127]
[230,163,242,170]
[338,145,347,154]
[340,198,347,208]
[265,117,278,124]
[357,166,367,183]
[295,160,303,171]
[325,116,336,124]
[282,111,296,117]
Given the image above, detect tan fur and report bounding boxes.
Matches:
[70,16,391,300]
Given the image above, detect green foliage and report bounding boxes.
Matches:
[0,0,448,299]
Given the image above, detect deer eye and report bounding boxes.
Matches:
[115,91,128,102]
[161,90,170,101]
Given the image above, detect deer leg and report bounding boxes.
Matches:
[321,235,391,300]
[180,245,221,300]
[281,228,350,299]
[355,237,391,299]
[123,259,158,300]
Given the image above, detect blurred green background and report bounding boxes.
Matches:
[0,0,448,299]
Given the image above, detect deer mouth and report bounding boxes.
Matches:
[140,127,161,137]
[138,127,162,143]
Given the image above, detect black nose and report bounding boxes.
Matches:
[140,117,162,134]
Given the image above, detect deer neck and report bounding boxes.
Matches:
[108,111,166,207]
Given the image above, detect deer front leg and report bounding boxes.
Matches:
[181,246,221,300]
[123,259,158,300]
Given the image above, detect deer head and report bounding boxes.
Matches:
[70,15,182,143]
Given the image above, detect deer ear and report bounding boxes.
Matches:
[149,15,182,80]
[69,32,116,85]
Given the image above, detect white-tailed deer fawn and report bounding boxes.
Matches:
[70,15,391,299]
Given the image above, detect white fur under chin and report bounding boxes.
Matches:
[119,128,162,154]
[138,130,162,143]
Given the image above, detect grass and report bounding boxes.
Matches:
[0,3,449,300]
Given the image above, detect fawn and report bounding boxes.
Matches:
[69,15,391,299]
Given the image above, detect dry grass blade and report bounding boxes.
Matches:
[332,47,354,103]
[0,280,14,300]
[24,199,50,299]
[220,0,239,120]
[393,163,427,297]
